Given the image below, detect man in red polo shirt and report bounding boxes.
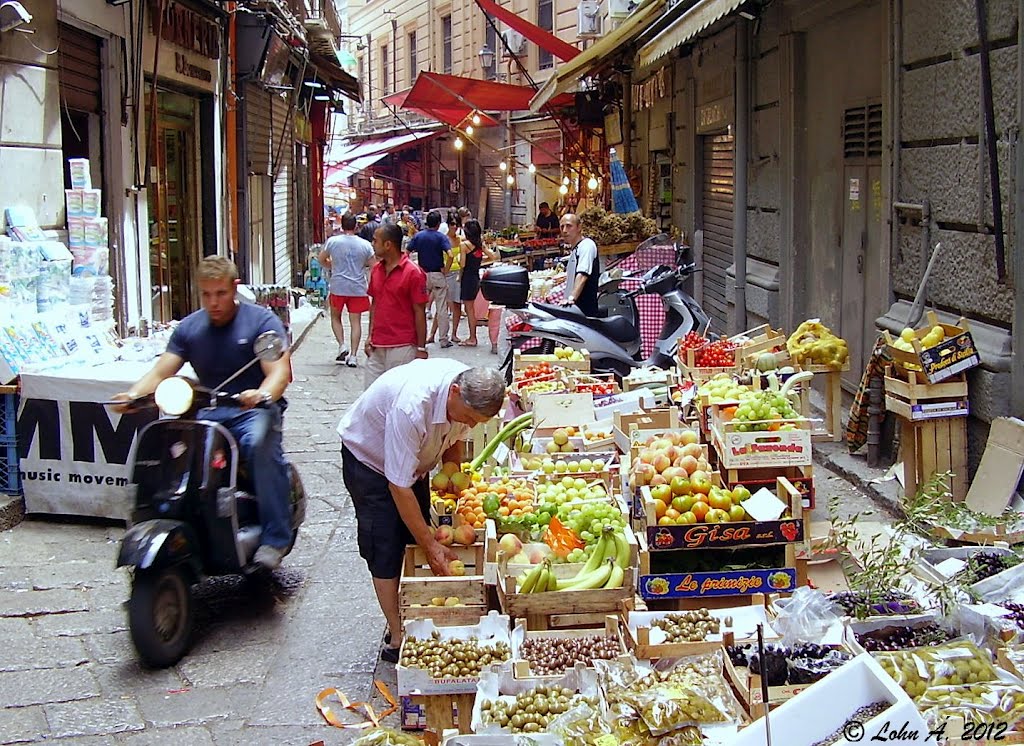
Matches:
[364,222,430,387]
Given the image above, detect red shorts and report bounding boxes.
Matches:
[329,294,370,313]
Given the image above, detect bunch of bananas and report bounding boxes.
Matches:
[517,527,630,593]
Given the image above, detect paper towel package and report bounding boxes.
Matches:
[68,158,92,189]
[65,189,84,217]
[83,217,107,248]
[37,259,71,313]
[80,189,102,218]
[67,217,85,248]
[71,247,108,276]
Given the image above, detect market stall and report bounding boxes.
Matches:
[327,309,1024,746]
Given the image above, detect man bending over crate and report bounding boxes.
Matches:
[336,361,506,662]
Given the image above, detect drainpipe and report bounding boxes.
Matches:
[225,3,238,259]
[732,17,749,333]
[1013,0,1024,416]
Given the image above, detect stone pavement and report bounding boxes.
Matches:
[0,315,889,745]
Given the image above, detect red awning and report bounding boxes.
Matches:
[475,0,580,63]
[383,72,572,128]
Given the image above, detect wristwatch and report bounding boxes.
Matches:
[259,390,273,404]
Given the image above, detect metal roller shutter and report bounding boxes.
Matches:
[701,133,734,333]
[58,23,102,114]
[270,92,293,286]
[246,84,273,174]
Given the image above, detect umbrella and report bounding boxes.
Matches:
[609,147,639,214]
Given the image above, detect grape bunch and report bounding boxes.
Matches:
[829,590,922,617]
[727,643,852,686]
[748,645,789,686]
[855,623,956,652]
[999,602,1024,630]
[730,390,801,431]
[557,502,625,561]
[953,551,1022,585]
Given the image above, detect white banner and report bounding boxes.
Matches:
[19,362,158,520]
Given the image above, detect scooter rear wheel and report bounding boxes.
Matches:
[128,566,194,668]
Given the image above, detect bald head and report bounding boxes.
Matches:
[559,213,582,244]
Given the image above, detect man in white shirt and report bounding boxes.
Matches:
[559,213,600,316]
[336,360,506,662]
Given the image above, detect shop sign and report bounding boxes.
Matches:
[17,376,157,520]
[175,52,212,83]
[696,95,733,134]
[149,0,221,60]
[647,518,804,550]
[640,568,797,599]
[632,67,669,111]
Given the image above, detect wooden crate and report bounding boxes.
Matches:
[623,595,773,658]
[678,345,741,382]
[407,693,475,737]
[899,415,968,501]
[733,324,787,364]
[722,464,815,511]
[622,368,677,393]
[613,408,678,452]
[400,576,489,627]
[709,405,813,471]
[496,556,637,631]
[511,615,629,682]
[403,542,487,577]
[884,366,969,421]
[796,366,849,442]
[513,348,591,372]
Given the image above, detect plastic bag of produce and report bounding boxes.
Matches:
[774,586,844,644]
[352,727,423,746]
[546,701,616,745]
[655,651,747,724]
[918,680,1024,730]
[874,640,1000,700]
[619,681,727,736]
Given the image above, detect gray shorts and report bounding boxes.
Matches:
[446,272,460,300]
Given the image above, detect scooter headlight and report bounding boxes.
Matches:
[154,377,194,416]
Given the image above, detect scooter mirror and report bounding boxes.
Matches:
[253,331,285,362]
[155,376,195,416]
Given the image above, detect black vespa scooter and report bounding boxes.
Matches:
[112,331,306,667]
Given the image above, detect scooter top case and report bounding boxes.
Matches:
[131,418,251,573]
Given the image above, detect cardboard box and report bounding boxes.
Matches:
[929,417,1024,544]
[884,310,981,383]
[530,392,595,435]
[591,387,658,422]
[396,612,513,695]
[623,601,778,659]
[580,418,616,451]
[612,408,678,452]
[727,654,928,746]
[509,616,628,682]
[710,409,813,470]
[637,477,804,552]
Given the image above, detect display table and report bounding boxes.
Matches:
[19,360,182,521]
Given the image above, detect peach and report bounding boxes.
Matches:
[453,524,477,546]
[434,525,455,546]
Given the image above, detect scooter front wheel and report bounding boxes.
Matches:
[128,566,194,668]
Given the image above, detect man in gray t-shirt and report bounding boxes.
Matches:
[319,212,376,367]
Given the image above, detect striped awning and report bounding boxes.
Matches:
[636,0,745,69]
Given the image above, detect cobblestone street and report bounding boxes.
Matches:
[0,315,889,744]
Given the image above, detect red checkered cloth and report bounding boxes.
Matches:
[508,244,676,357]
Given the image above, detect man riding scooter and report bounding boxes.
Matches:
[114,256,294,571]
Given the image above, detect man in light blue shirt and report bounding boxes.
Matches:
[319,212,376,367]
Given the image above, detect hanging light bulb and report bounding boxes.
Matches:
[559,184,568,195]
[349,190,358,200]
[499,161,507,171]
[528,163,536,174]
[454,137,464,150]
[465,125,474,135]
[562,175,570,186]
[472,113,481,126]
[506,174,515,185]
[587,175,599,190]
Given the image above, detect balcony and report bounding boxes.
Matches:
[297,0,342,57]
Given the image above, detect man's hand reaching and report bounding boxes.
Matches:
[425,540,459,576]
[109,391,138,414]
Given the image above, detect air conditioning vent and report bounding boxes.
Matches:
[578,0,600,37]
[609,0,634,19]
[501,29,526,56]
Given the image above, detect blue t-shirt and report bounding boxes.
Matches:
[408,229,451,272]
[167,302,288,397]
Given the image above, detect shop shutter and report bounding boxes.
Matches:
[58,23,102,114]
[270,91,294,286]
[246,84,273,174]
[700,133,734,333]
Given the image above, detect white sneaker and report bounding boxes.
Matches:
[345,357,358,368]
[335,348,349,363]
[254,544,286,570]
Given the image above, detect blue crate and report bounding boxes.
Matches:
[0,393,15,442]
[0,439,20,496]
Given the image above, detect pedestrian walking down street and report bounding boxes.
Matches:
[409,210,453,348]
[359,205,381,242]
[337,361,506,662]
[458,219,498,347]
[319,212,375,367]
[364,223,430,388]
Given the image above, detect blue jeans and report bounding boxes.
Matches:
[201,404,292,549]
